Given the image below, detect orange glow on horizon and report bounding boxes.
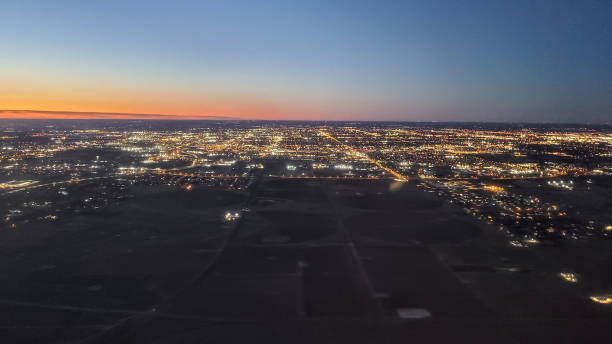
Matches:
[0,105,339,121]
[0,85,308,120]
[0,105,304,120]
[0,110,235,120]
[0,77,381,121]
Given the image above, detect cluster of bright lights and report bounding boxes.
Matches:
[559,272,579,283]
[590,295,612,304]
[224,211,240,222]
[547,180,574,190]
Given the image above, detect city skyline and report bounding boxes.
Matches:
[2,0,611,123]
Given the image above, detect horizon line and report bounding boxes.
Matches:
[0,109,610,126]
[0,109,238,120]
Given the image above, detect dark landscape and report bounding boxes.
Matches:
[1,120,611,343]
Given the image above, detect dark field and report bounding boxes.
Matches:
[2,177,612,343]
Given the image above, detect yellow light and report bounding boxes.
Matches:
[559,272,578,283]
[590,296,612,304]
[483,184,504,192]
[524,238,539,244]
[185,185,193,191]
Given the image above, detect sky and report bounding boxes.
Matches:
[1,0,611,122]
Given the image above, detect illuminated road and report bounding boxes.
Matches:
[3,175,118,195]
[319,130,409,181]
[156,170,385,180]
[1,171,385,196]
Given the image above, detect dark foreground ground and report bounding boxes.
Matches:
[2,177,612,343]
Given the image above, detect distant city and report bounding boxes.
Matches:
[2,120,611,243]
[2,120,612,342]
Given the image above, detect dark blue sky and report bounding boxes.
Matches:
[1,0,611,122]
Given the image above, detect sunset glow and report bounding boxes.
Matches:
[1,1,610,122]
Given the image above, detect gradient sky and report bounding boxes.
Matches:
[1,0,611,122]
